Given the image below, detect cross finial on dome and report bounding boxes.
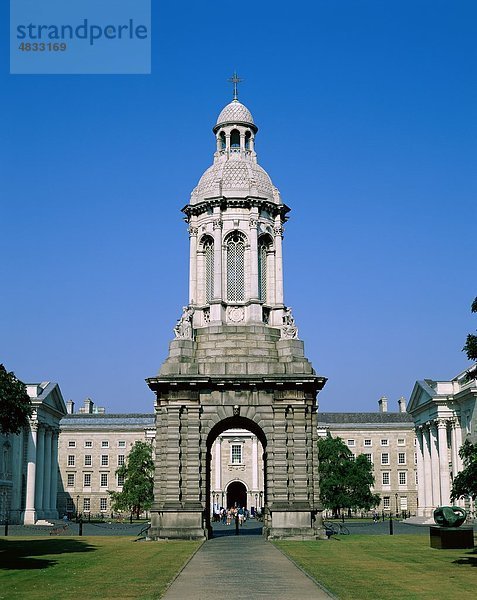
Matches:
[227,71,243,101]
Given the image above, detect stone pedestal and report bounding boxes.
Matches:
[430,526,474,549]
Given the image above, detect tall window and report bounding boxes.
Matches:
[100,498,107,511]
[84,473,91,487]
[203,236,214,302]
[230,129,240,148]
[83,498,91,512]
[231,444,242,464]
[226,232,246,301]
[258,236,269,302]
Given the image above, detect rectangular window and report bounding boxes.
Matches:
[67,473,75,487]
[84,455,92,466]
[85,440,93,448]
[100,498,107,511]
[68,440,76,448]
[231,444,242,464]
[398,452,406,465]
[66,498,74,512]
[381,453,389,465]
[382,472,390,485]
[118,440,126,448]
[364,439,372,447]
[347,439,355,447]
[400,496,408,510]
[397,438,405,446]
[101,440,109,448]
[67,455,75,467]
[100,473,108,487]
[381,439,388,447]
[101,455,109,467]
[364,453,373,463]
[118,455,125,466]
[83,498,90,512]
[84,473,91,487]
[399,472,407,486]
[383,497,390,510]
[117,474,125,487]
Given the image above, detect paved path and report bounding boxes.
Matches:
[162,529,333,600]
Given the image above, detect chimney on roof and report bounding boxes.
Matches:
[80,398,94,414]
[398,396,407,413]
[378,396,388,413]
[66,400,75,415]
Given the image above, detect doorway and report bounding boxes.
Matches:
[226,481,247,509]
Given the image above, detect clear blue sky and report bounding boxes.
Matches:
[1,1,476,415]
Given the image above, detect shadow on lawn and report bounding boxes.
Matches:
[452,548,477,568]
[0,538,96,570]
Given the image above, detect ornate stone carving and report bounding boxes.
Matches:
[228,306,245,323]
[174,306,194,339]
[249,217,258,228]
[213,219,223,230]
[188,226,198,237]
[274,225,284,237]
[281,307,298,339]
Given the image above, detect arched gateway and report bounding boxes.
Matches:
[147,84,327,540]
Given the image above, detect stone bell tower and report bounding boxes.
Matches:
[147,78,327,540]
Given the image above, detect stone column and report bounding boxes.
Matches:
[454,419,463,471]
[271,407,288,504]
[292,407,309,503]
[43,428,52,514]
[50,429,59,518]
[415,427,426,516]
[188,223,198,305]
[183,406,202,508]
[429,422,441,508]
[437,420,451,506]
[422,426,433,514]
[267,249,276,305]
[34,425,45,516]
[274,220,284,306]
[211,214,223,322]
[252,436,258,490]
[214,436,221,491]
[23,424,38,524]
[249,215,259,299]
[164,407,181,506]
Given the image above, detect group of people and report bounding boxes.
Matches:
[214,506,250,525]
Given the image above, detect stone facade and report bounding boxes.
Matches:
[58,399,154,517]
[318,398,418,515]
[0,382,66,525]
[147,93,327,540]
[408,366,477,518]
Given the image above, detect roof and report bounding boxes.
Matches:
[215,100,255,130]
[60,413,155,430]
[318,412,414,426]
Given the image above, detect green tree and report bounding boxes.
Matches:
[0,364,33,434]
[318,436,380,516]
[463,296,477,378]
[450,440,477,502]
[108,441,154,519]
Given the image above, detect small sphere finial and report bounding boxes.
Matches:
[227,71,243,101]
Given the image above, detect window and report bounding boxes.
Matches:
[415,472,418,485]
[381,439,388,446]
[230,128,240,148]
[399,472,407,486]
[101,455,109,467]
[85,440,92,448]
[397,438,405,446]
[382,472,390,485]
[203,236,214,303]
[83,498,90,512]
[364,453,373,463]
[231,444,242,464]
[364,439,372,447]
[400,496,408,510]
[118,440,126,448]
[258,236,271,302]
[414,452,418,464]
[66,498,74,512]
[84,473,91,487]
[347,439,355,447]
[84,455,92,466]
[383,497,390,510]
[67,473,75,487]
[100,498,107,511]
[398,452,406,465]
[67,455,75,467]
[68,440,76,448]
[117,474,125,487]
[381,453,389,465]
[118,455,125,466]
[100,473,108,487]
[226,231,246,302]
[101,441,109,448]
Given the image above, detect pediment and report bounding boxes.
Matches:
[407,380,435,414]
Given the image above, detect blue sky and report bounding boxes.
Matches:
[1,1,476,415]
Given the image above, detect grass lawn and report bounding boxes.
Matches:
[0,536,201,599]
[275,534,477,600]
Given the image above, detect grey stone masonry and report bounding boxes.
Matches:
[147,324,327,540]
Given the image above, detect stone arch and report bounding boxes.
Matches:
[226,480,248,509]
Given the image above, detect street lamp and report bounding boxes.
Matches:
[76,495,80,522]
[395,493,399,517]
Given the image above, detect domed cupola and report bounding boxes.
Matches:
[214,100,258,134]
